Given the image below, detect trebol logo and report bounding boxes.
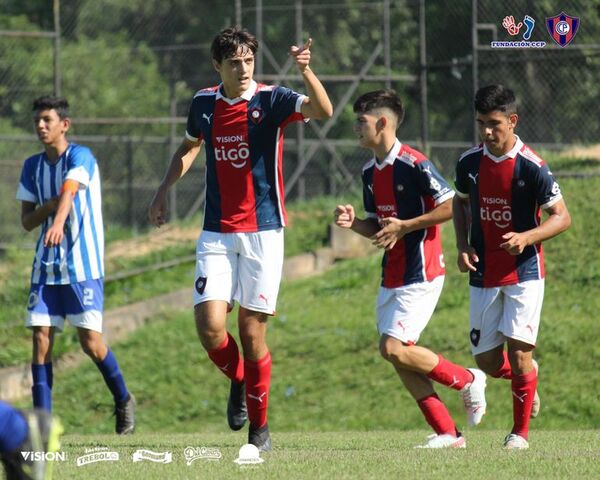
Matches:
[21,451,66,462]
[184,446,222,466]
[214,135,250,169]
[132,449,172,464]
[480,197,511,228]
[76,447,119,467]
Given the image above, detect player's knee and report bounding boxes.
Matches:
[379,336,405,363]
[79,338,104,361]
[32,328,50,351]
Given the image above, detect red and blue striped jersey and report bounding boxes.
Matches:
[362,140,454,288]
[185,80,306,233]
[455,136,563,288]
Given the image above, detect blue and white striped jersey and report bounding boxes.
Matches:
[16,143,104,284]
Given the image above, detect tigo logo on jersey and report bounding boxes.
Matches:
[214,135,250,169]
[480,197,512,228]
[546,12,580,47]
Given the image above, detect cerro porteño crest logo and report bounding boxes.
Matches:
[546,12,580,47]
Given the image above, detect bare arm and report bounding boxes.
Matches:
[372,198,453,251]
[290,39,333,120]
[21,198,58,232]
[453,195,479,272]
[334,204,380,238]
[148,137,202,227]
[44,190,75,247]
[500,198,571,255]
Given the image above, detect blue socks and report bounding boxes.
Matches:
[0,401,28,452]
[31,363,52,411]
[95,350,129,404]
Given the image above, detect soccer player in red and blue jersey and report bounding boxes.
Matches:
[453,85,571,449]
[335,90,487,449]
[148,27,332,450]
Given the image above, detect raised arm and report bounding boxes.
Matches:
[290,38,333,120]
[148,137,203,227]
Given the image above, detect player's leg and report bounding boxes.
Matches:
[500,280,544,449]
[64,279,134,434]
[193,231,246,430]
[380,338,464,448]
[27,283,64,412]
[235,229,283,451]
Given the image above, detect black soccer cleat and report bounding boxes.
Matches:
[114,394,136,435]
[248,423,272,452]
[0,409,63,480]
[227,381,248,431]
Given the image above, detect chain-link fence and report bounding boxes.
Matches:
[1,0,598,247]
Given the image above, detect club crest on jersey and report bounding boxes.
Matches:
[546,12,580,47]
[248,107,264,124]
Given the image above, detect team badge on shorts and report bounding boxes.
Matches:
[470,328,481,347]
[28,292,39,309]
[546,12,580,47]
[195,277,207,295]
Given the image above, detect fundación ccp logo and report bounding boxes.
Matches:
[491,14,546,48]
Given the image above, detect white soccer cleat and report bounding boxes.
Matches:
[503,433,529,450]
[531,359,540,418]
[460,368,487,426]
[415,433,466,449]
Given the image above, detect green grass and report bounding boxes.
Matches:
[47,430,600,479]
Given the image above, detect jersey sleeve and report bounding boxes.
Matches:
[65,146,96,189]
[185,96,205,142]
[16,157,38,203]
[269,86,307,127]
[535,163,562,209]
[454,159,469,198]
[362,170,376,219]
[416,160,455,205]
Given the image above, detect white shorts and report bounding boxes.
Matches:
[376,276,444,344]
[193,229,284,315]
[469,279,545,355]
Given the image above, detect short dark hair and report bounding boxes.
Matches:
[474,85,517,115]
[353,89,405,126]
[211,27,258,63]
[32,95,70,119]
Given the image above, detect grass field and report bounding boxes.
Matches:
[49,430,600,479]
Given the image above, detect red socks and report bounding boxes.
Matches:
[491,351,513,379]
[244,352,272,429]
[427,354,474,390]
[417,393,458,436]
[511,370,537,439]
[207,332,244,383]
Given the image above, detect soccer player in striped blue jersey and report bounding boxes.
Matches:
[16,96,135,435]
